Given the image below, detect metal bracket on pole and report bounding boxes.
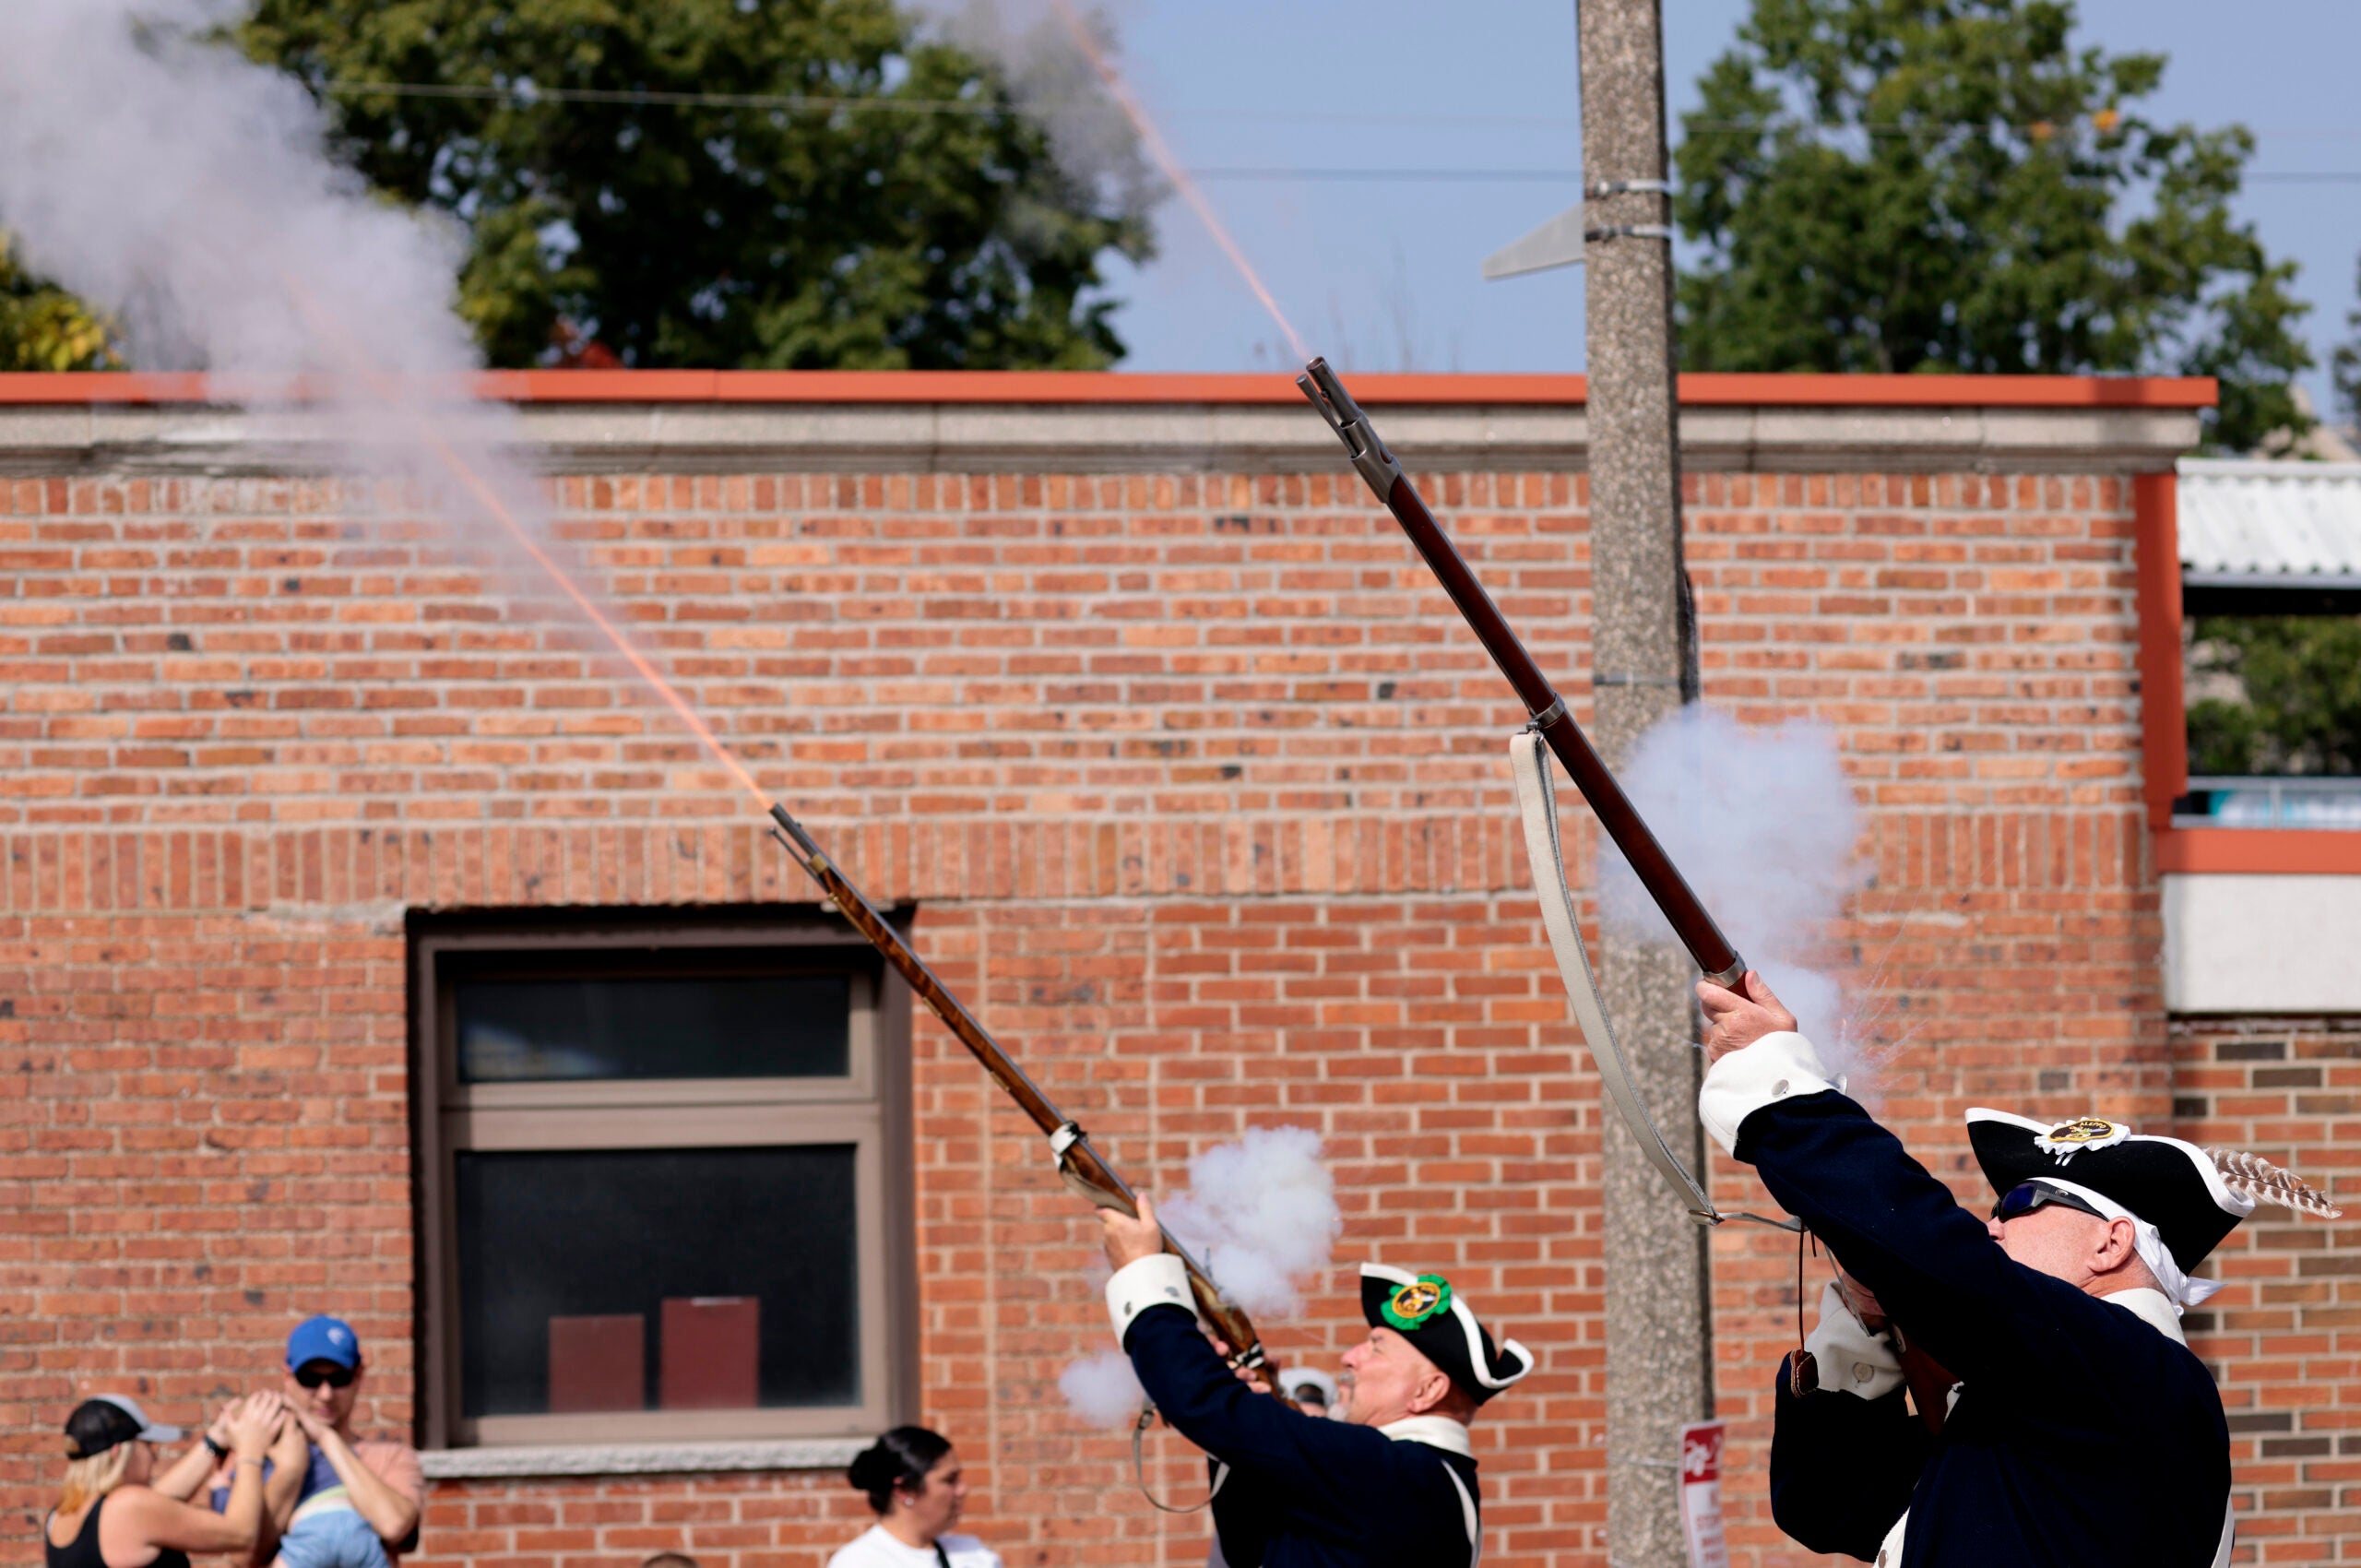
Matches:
[1584,223,1676,243]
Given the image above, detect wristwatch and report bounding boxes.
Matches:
[203,1433,228,1461]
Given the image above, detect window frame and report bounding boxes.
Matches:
[409,909,916,1451]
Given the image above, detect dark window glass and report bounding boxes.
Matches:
[452,1146,860,1418]
[455,972,850,1082]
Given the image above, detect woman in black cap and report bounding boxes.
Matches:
[45,1392,286,1568]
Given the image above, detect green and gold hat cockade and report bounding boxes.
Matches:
[1382,1274,1454,1331]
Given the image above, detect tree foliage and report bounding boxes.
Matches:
[0,232,120,372]
[1674,0,2310,452]
[2186,616,2361,777]
[238,0,1154,369]
[2332,259,2361,429]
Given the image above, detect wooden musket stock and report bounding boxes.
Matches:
[1297,357,1748,988]
[766,804,1275,1377]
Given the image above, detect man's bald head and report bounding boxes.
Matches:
[1987,1202,2161,1298]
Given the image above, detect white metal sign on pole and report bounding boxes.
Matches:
[1678,1420,1728,1568]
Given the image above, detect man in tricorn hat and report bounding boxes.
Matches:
[1699,972,2339,1568]
[1097,1193,1533,1568]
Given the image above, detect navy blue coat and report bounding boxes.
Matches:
[1121,1303,1480,1568]
[1746,1089,2231,1567]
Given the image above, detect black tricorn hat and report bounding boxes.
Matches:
[1965,1108,2252,1275]
[1359,1264,1535,1406]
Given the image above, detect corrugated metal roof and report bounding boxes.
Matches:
[2178,457,2361,584]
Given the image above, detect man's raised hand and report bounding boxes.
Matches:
[1097,1188,1166,1272]
[1697,968,1798,1063]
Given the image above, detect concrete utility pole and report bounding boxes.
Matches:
[1576,1,1711,1564]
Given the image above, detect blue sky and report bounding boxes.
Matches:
[1092,0,2361,413]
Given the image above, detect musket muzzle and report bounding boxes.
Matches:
[1298,358,1405,501]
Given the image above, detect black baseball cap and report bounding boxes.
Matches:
[64,1395,182,1458]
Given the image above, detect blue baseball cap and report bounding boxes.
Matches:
[285,1315,362,1372]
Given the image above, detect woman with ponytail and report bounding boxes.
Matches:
[45,1394,292,1568]
[826,1427,998,1568]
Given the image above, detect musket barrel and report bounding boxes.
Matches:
[1297,359,1747,987]
[764,802,1276,1372]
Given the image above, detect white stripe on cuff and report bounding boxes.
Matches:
[1106,1252,1192,1342]
[1697,1030,1835,1157]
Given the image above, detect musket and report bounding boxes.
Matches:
[1297,357,1747,989]
[1299,358,1971,1431]
[765,805,1275,1377]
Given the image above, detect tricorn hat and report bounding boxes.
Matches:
[1359,1264,1535,1405]
[1966,1109,2340,1277]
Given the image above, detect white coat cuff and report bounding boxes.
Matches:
[1698,1029,1835,1157]
[1106,1253,1192,1342]
[1802,1281,1904,1401]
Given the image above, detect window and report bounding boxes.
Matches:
[411,911,915,1448]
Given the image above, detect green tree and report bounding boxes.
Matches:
[0,233,120,372]
[1675,0,2310,453]
[239,0,1154,369]
[2331,257,2361,428]
[2187,616,2361,776]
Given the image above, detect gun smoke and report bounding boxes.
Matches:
[1060,1125,1341,1429]
[1059,1351,1148,1430]
[1596,707,1879,1087]
[0,1,535,518]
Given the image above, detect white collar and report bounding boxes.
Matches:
[1380,1415,1473,1457]
[2100,1286,2187,1347]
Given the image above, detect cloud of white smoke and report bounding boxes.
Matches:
[923,0,1163,226]
[1060,1124,1340,1428]
[1059,1350,1147,1429]
[1596,707,1880,1087]
[1155,1124,1342,1321]
[0,0,550,564]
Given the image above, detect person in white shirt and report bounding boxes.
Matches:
[825,1428,999,1568]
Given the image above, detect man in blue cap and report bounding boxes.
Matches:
[211,1316,422,1567]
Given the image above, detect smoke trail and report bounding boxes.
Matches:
[928,0,1164,226]
[1039,0,1309,360]
[1059,1125,1341,1426]
[0,1,769,793]
[0,3,572,575]
[1594,707,1880,1086]
[0,4,471,394]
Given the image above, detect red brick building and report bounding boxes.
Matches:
[3,372,2351,1567]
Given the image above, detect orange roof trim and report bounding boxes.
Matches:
[2154,828,2361,876]
[0,368,2218,410]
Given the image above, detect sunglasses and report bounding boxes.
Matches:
[1992,1182,2105,1224]
[293,1363,357,1390]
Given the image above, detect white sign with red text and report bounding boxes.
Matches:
[1679,1420,1728,1568]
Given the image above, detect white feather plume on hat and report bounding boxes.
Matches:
[2203,1147,2343,1220]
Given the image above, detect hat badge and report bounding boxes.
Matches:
[1382,1274,1453,1331]
[2034,1116,2130,1164]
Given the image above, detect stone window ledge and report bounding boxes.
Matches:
[421,1438,865,1480]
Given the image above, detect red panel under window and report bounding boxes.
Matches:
[548,1314,645,1413]
[659,1298,760,1409]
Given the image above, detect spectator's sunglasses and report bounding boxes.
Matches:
[1992,1182,2106,1223]
[293,1362,358,1389]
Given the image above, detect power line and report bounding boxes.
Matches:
[306,81,2361,143]
[1187,165,2361,184]
[317,80,1002,114]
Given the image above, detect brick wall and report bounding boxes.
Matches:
[2170,1016,2361,1566]
[0,434,2236,1567]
